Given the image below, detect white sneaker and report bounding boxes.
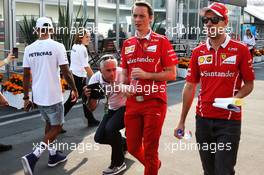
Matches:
[103,162,127,175]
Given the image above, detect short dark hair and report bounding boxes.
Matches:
[74,30,89,44]
[38,24,53,36]
[132,1,153,16]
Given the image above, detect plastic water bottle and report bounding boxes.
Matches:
[176,129,192,140]
[130,78,138,94]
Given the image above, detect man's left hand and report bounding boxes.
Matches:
[71,89,79,102]
[0,94,9,106]
[7,53,16,62]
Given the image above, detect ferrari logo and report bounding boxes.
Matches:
[221,53,227,60]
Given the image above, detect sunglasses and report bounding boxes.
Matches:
[202,16,224,24]
[99,54,115,63]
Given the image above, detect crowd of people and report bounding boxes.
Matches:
[0,2,255,175]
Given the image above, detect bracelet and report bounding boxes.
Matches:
[3,58,10,64]
[23,96,29,100]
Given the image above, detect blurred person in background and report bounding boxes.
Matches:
[62,29,99,133]
[0,52,15,152]
[243,28,256,58]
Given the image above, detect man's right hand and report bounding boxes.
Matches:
[83,86,98,111]
[174,122,185,139]
[71,89,79,102]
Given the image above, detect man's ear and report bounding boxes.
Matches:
[224,19,228,26]
[150,15,154,24]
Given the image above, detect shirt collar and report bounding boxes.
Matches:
[206,34,231,50]
[135,29,152,40]
[99,73,118,85]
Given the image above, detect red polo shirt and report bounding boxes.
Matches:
[186,35,255,120]
[121,31,178,103]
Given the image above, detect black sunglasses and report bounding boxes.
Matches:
[202,16,224,24]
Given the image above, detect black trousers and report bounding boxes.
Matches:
[64,74,96,122]
[94,106,126,166]
[195,115,241,175]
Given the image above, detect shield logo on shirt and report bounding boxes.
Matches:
[198,55,213,65]
[199,57,205,64]
[221,53,227,60]
[125,45,135,55]
[206,56,212,63]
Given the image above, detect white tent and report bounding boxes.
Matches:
[245,5,264,21]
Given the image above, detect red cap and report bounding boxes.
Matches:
[200,2,228,20]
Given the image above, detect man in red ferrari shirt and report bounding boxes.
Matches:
[120,1,177,175]
[174,2,254,175]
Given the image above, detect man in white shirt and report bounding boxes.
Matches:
[83,55,127,175]
[21,17,78,175]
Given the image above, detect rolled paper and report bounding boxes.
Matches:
[214,98,242,106]
[213,102,241,113]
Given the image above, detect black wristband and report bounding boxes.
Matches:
[23,96,29,100]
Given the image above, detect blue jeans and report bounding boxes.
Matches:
[38,102,64,126]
